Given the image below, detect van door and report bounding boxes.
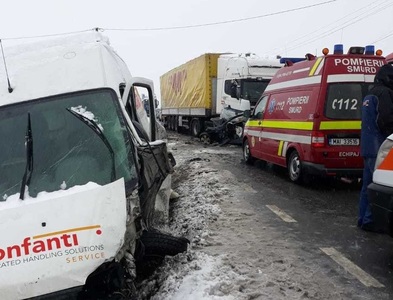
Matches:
[123,77,157,141]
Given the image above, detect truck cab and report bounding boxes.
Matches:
[216,53,283,114]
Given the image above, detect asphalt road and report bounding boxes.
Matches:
[169,132,393,299]
[227,143,393,298]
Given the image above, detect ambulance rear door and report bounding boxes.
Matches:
[318,80,372,170]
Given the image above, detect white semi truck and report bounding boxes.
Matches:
[0,30,187,299]
[160,53,283,140]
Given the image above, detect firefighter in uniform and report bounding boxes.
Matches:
[359,64,393,231]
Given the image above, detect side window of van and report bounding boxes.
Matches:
[253,96,268,119]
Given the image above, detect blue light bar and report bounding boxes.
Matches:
[279,57,305,64]
[334,44,344,54]
[365,45,375,55]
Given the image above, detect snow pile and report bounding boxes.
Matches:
[169,159,226,246]
[0,182,100,209]
[137,137,235,299]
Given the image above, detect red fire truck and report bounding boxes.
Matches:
[243,44,386,183]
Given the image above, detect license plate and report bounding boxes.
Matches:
[329,138,359,146]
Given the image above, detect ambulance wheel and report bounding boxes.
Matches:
[288,151,303,183]
[243,139,255,164]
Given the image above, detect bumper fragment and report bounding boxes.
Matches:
[368,182,393,236]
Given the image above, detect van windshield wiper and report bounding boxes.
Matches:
[66,108,116,181]
[19,113,34,200]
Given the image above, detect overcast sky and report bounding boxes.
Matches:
[1,0,393,101]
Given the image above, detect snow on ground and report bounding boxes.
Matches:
[136,134,376,300]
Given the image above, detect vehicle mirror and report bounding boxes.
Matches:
[236,86,241,100]
[128,78,157,141]
[230,81,240,100]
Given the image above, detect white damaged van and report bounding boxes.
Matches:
[0,30,187,299]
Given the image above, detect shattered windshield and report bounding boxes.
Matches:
[241,79,270,105]
[0,89,137,199]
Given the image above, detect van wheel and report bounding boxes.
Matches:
[139,229,189,257]
[288,151,303,183]
[81,261,129,299]
[243,139,255,164]
[135,229,189,278]
[191,118,201,137]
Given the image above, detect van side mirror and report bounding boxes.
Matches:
[243,109,251,119]
[127,78,157,141]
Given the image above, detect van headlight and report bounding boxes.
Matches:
[375,135,393,170]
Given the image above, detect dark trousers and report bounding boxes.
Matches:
[358,157,376,226]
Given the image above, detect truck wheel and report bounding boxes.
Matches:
[167,116,172,131]
[191,118,201,137]
[288,151,303,183]
[170,116,176,131]
[174,116,178,132]
[243,139,255,164]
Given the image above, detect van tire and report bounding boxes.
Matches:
[288,151,303,183]
[139,229,189,257]
[243,139,255,164]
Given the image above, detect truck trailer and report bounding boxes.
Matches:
[160,53,283,139]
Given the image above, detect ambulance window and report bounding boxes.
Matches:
[325,83,369,120]
[253,96,268,119]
